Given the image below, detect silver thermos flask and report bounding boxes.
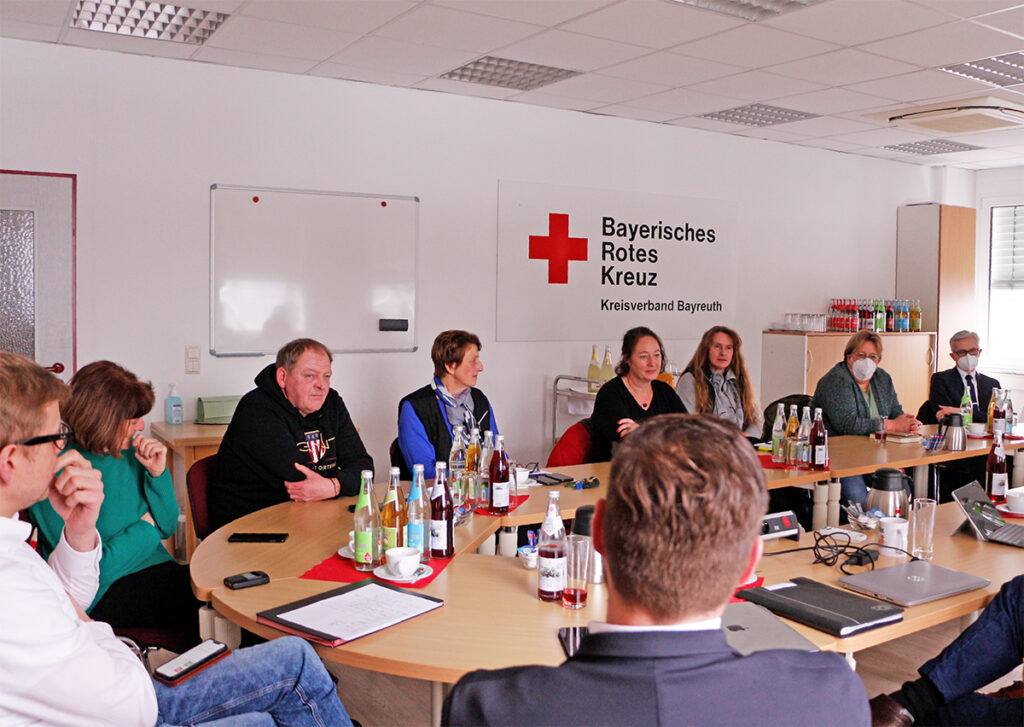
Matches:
[571,505,604,585]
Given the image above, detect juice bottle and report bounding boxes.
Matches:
[537,490,567,602]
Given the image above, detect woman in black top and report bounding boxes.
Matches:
[590,326,686,461]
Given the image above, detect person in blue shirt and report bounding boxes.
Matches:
[397,330,497,478]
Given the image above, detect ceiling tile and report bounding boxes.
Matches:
[191,47,319,74]
[373,4,542,53]
[433,0,615,26]
[0,19,61,42]
[0,0,71,25]
[600,51,744,86]
[413,76,523,98]
[671,24,839,69]
[685,70,826,101]
[62,27,198,58]
[770,87,899,114]
[589,103,680,122]
[308,62,428,87]
[495,28,649,71]
[327,35,479,75]
[558,0,742,50]
[844,68,993,102]
[668,116,745,133]
[950,126,1024,146]
[906,1,1024,21]
[796,137,866,151]
[205,16,361,61]
[764,0,951,46]
[535,73,670,103]
[627,87,743,115]
[861,19,1024,67]
[830,126,939,146]
[773,115,880,138]
[768,49,921,86]
[239,0,416,34]
[506,90,604,111]
[974,5,1024,38]
[729,126,805,141]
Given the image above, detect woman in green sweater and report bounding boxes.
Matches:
[29,361,200,640]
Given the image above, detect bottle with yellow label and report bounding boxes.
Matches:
[587,345,601,393]
[599,346,615,382]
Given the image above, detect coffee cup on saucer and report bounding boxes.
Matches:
[385,547,420,578]
[1005,487,1024,514]
[966,422,985,436]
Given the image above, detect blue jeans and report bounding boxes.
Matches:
[839,475,868,507]
[154,637,352,726]
[920,576,1023,727]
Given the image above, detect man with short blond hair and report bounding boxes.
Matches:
[443,415,869,726]
[211,337,373,529]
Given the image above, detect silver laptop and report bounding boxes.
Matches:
[721,602,818,654]
[952,482,1024,548]
[838,561,989,607]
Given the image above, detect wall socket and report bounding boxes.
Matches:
[185,345,201,375]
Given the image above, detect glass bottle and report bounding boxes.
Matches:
[874,299,885,333]
[987,388,1001,434]
[537,490,567,602]
[771,403,786,464]
[784,404,800,467]
[479,430,494,505]
[991,389,1007,436]
[796,406,812,469]
[599,345,615,382]
[885,299,894,332]
[353,469,380,571]
[960,383,974,427]
[429,462,454,559]
[910,299,922,332]
[449,425,467,521]
[587,345,601,393]
[466,428,481,474]
[489,434,511,515]
[380,466,406,552]
[986,432,1007,504]
[810,407,828,470]
[406,464,430,563]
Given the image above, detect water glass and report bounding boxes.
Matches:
[911,497,936,561]
[562,535,591,609]
[874,417,887,443]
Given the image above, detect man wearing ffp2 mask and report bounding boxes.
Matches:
[924,330,1001,424]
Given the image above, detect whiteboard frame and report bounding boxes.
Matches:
[209,183,419,356]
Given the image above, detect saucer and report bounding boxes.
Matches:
[372,564,432,583]
[995,503,1024,519]
[337,545,354,559]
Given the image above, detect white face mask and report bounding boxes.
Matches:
[956,354,979,373]
[851,357,877,381]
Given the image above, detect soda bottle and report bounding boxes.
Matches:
[987,388,1001,433]
[810,407,829,470]
[910,299,922,332]
[986,432,1007,504]
[380,466,406,552]
[885,300,894,332]
[991,390,1008,436]
[429,462,454,559]
[587,345,602,393]
[489,434,511,515]
[960,383,974,427]
[784,404,800,467]
[406,464,430,563]
[874,299,885,333]
[537,490,567,602]
[466,428,481,473]
[449,425,467,521]
[796,406,812,468]
[599,346,615,382]
[770,403,786,464]
[353,469,380,572]
[479,430,494,505]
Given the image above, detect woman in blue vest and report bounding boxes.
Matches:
[397,330,497,478]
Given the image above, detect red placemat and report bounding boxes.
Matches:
[758,453,792,471]
[475,493,530,516]
[300,553,450,588]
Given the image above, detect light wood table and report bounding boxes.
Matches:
[151,421,227,560]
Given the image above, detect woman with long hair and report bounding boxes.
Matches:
[677,326,762,439]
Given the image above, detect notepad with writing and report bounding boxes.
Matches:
[257,580,443,646]
[738,577,903,637]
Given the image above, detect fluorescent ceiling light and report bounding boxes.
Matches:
[882,139,982,155]
[940,52,1024,88]
[71,0,227,45]
[700,103,819,126]
[669,0,830,22]
[440,56,580,92]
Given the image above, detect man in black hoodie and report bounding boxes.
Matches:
[210,338,373,530]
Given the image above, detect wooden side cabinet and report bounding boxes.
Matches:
[760,331,936,415]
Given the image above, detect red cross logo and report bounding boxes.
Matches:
[529,213,588,284]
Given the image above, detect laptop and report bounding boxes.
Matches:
[952,482,1024,548]
[838,561,989,607]
[721,602,818,654]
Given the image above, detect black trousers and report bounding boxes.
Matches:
[89,560,202,643]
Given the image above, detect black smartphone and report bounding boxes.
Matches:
[557,626,588,658]
[223,570,270,590]
[530,473,573,486]
[227,532,288,543]
[153,639,230,685]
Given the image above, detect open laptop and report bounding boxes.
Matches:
[838,561,989,607]
[952,482,1024,548]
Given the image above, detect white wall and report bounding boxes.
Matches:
[1,39,948,466]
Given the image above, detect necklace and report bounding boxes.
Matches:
[624,376,653,410]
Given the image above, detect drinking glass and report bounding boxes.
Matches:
[911,498,936,561]
[875,417,887,443]
[562,535,591,609]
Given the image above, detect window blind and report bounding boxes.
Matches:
[991,204,1024,289]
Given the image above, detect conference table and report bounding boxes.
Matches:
[192,438,1022,726]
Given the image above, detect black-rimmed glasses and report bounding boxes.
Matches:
[16,422,74,451]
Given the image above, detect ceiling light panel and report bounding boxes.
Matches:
[882,139,982,155]
[72,1,228,45]
[940,52,1024,87]
[700,102,819,126]
[440,56,580,91]
[670,0,830,23]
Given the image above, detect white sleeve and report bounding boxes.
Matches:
[676,372,697,413]
[47,526,101,609]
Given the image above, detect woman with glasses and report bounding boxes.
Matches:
[811,330,921,506]
[589,326,686,462]
[676,325,762,440]
[28,361,200,639]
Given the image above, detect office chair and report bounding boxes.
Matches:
[186,454,217,541]
[546,419,594,468]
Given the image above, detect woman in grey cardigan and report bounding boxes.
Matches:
[811,330,921,506]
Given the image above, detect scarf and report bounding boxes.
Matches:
[432,378,476,433]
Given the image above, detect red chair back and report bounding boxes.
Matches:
[546,419,594,468]
[186,455,217,541]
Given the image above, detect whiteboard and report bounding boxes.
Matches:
[210,184,418,355]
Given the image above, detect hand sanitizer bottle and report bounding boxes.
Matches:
[165,384,184,425]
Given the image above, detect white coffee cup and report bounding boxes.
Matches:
[1005,487,1024,514]
[385,547,420,578]
[879,517,909,556]
[966,422,985,436]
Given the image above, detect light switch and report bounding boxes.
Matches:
[185,345,201,375]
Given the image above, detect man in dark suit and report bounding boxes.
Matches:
[442,415,870,727]
[919,330,1000,425]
